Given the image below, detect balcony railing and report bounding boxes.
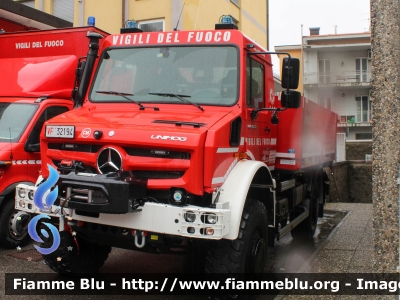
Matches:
[337,113,372,127]
[304,71,371,85]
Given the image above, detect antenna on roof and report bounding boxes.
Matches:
[174,2,185,31]
[194,0,202,30]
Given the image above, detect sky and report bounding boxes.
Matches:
[268,0,371,73]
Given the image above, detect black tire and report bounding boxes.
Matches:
[0,198,31,248]
[42,231,111,275]
[205,199,268,273]
[291,170,322,240]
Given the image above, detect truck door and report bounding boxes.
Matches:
[244,56,273,165]
[25,105,69,182]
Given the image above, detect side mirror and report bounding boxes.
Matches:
[281,57,300,89]
[26,143,40,152]
[281,90,301,108]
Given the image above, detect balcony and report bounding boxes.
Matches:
[304,71,371,88]
[337,114,372,127]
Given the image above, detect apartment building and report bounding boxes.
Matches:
[276,28,372,161]
[16,0,269,49]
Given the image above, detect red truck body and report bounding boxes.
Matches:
[15,26,337,274]
[0,27,108,248]
[276,97,337,171]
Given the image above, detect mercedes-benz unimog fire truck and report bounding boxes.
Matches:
[15,23,337,274]
[0,27,108,248]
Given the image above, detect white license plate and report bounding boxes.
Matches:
[46,125,75,138]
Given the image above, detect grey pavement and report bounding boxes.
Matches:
[299,202,374,273]
[2,202,387,300]
[276,202,395,300]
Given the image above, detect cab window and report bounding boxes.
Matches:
[246,57,264,108]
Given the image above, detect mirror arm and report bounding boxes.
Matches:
[250,107,287,120]
[247,51,296,107]
[247,51,291,59]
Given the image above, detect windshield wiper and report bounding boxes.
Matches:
[96,91,159,111]
[148,92,204,111]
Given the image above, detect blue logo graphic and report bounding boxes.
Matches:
[34,164,59,211]
[27,164,60,255]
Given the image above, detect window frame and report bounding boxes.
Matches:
[355,57,369,83]
[138,19,165,32]
[318,59,331,83]
[246,56,265,108]
[355,95,372,123]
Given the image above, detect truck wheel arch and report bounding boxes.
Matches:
[216,159,274,240]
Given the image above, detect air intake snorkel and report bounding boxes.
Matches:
[73,31,104,108]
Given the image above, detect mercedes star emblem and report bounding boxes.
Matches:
[97,147,122,174]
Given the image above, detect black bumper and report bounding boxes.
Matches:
[57,172,147,214]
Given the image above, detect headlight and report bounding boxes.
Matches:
[17,188,26,199]
[18,200,26,208]
[206,213,218,224]
[184,211,196,223]
[28,190,34,201]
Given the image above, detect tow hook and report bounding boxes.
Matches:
[133,230,146,248]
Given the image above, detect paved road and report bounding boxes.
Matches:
[0,208,348,300]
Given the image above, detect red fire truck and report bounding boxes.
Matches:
[15,23,337,274]
[0,26,108,248]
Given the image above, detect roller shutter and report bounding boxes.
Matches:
[53,0,74,23]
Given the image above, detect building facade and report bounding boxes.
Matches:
[2,0,71,31]
[276,29,372,161]
[16,0,269,49]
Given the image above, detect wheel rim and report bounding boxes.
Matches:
[9,210,31,240]
[249,230,266,273]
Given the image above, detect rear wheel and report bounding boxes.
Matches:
[205,199,268,273]
[291,169,322,240]
[0,198,31,248]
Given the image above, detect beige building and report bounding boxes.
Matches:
[16,0,269,49]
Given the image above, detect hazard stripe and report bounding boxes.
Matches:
[12,160,41,165]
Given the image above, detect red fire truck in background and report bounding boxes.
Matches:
[15,23,337,274]
[0,26,108,248]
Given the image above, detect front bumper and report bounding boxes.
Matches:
[15,182,231,240]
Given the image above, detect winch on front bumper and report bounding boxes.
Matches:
[14,172,231,240]
[56,172,147,214]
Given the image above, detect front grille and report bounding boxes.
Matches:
[48,143,102,153]
[133,170,184,179]
[124,147,191,160]
[48,143,191,160]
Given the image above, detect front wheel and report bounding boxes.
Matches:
[0,199,31,248]
[205,199,268,273]
[42,231,111,275]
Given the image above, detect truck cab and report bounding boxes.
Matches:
[15,25,336,274]
[0,27,108,248]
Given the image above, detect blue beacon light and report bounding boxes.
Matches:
[221,15,233,24]
[126,20,137,28]
[87,16,95,26]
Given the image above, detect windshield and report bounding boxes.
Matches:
[90,46,238,106]
[0,103,37,142]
